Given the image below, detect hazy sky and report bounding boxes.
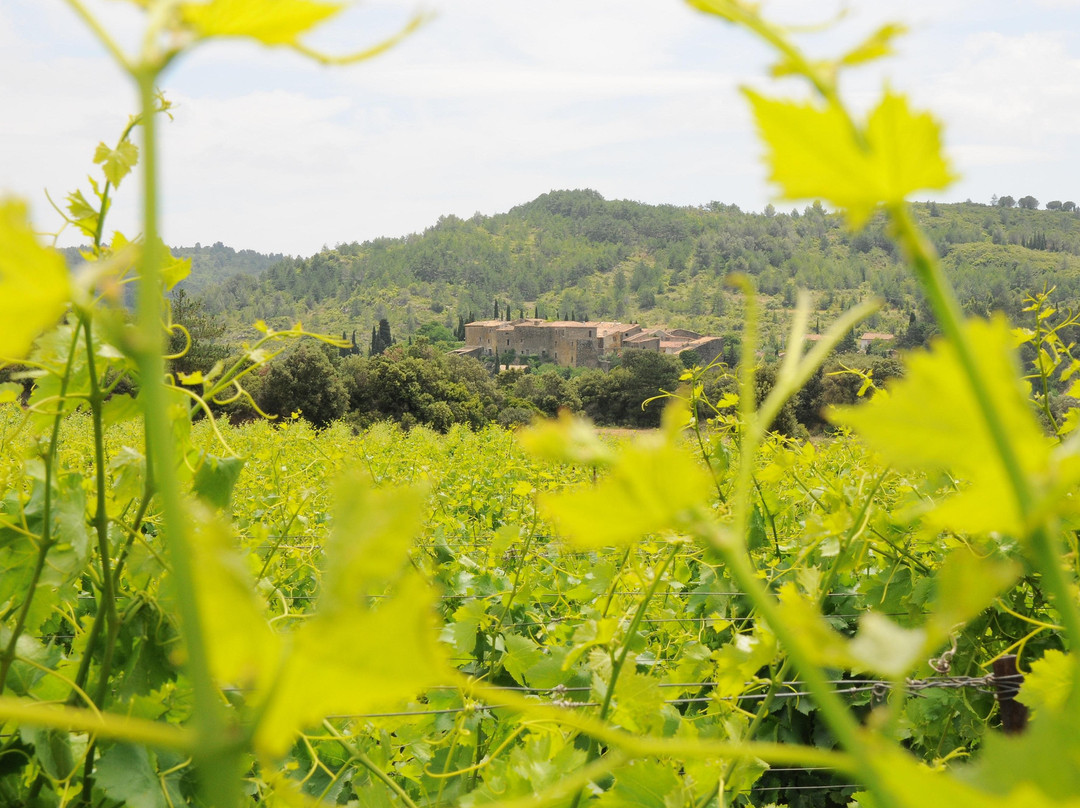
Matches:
[3,0,1079,256]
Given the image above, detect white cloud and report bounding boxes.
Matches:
[4,0,1080,252]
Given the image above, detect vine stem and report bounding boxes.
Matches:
[133,69,241,806]
[568,543,680,808]
[707,525,897,808]
[0,326,80,695]
[889,203,1080,661]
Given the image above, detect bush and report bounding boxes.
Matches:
[256,341,348,427]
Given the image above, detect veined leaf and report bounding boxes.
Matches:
[0,200,71,360]
[869,740,1080,808]
[1019,650,1074,716]
[93,139,139,188]
[180,0,343,46]
[832,317,1053,535]
[746,89,954,227]
[927,550,1019,638]
[255,571,447,757]
[186,509,279,691]
[533,403,713,547]
[254,478,449,756]
[95,743,168,808]
[839,23,908,67]
[539,438,712,548]
[158,241,191,290]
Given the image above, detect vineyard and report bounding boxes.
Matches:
[0,405,1067,807]
[1,1,1079,807]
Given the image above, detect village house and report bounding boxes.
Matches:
[463,318,723,369]
[859,332,895,353]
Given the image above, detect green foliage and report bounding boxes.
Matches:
[256,341,348,427]
[3,2,1080,808]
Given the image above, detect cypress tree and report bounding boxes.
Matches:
[494,299,499,319]
[369,325,378,356]
[378,318,392,351]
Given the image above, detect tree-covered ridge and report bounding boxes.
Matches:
[170,241,286,293]
[61,241,285,294]
[194,190,1080,350]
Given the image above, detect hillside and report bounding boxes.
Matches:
[62,241,285,294]
[190,190,1080,350]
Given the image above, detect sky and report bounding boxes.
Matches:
[3,0,1080,257]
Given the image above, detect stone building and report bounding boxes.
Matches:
[463,318,723,369]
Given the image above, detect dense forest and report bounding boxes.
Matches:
[187,190,1080,354]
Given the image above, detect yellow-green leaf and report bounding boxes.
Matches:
[0,200,71,360]
[517,410,616,468]
[831,317,1052,535]
[1019,650,1075,716]
[322,477,425,598]
[839,23,908,67]
[186,509,279,691]
[180,0,343,46]
[539,436,713,548]
[746,89,955,227]
[93,139,139,188]
[159,244,191,291]
[848,613,925,678]
[254,478,449,756]
[255,571,447,756]
[927,550,1020,638]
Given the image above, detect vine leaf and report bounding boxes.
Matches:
[1019,650,1074,716]
[531,406,713,548]
[186,480,448,758]
[180,0,343,46]
[838,23,908,68]
[0,200,71,360]
[831,317,1054,535]
[187,509,279,693]
[746,89,954,227]
[93,140,139,188]
[866,740,1080,808]
[961,709,1080,803]
[927,550,1019,637]
[94,743,168,808]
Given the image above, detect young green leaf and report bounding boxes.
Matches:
[0,200,71,360]
[1018,650,1074,716]
[94,743,168,808]
[180,0,343,46]
[832,317,1053,535]
[539,436,713,547]
[746,89,954,227]
[93,139,139,188]
[839,23,908,68]
[926,550,1020,638]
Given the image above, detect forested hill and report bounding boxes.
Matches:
[192,189,1080,348]
[170,242,286,292]
[62,241,286,294]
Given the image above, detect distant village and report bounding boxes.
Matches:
[456,318,895,370]
[457,318,724,369]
